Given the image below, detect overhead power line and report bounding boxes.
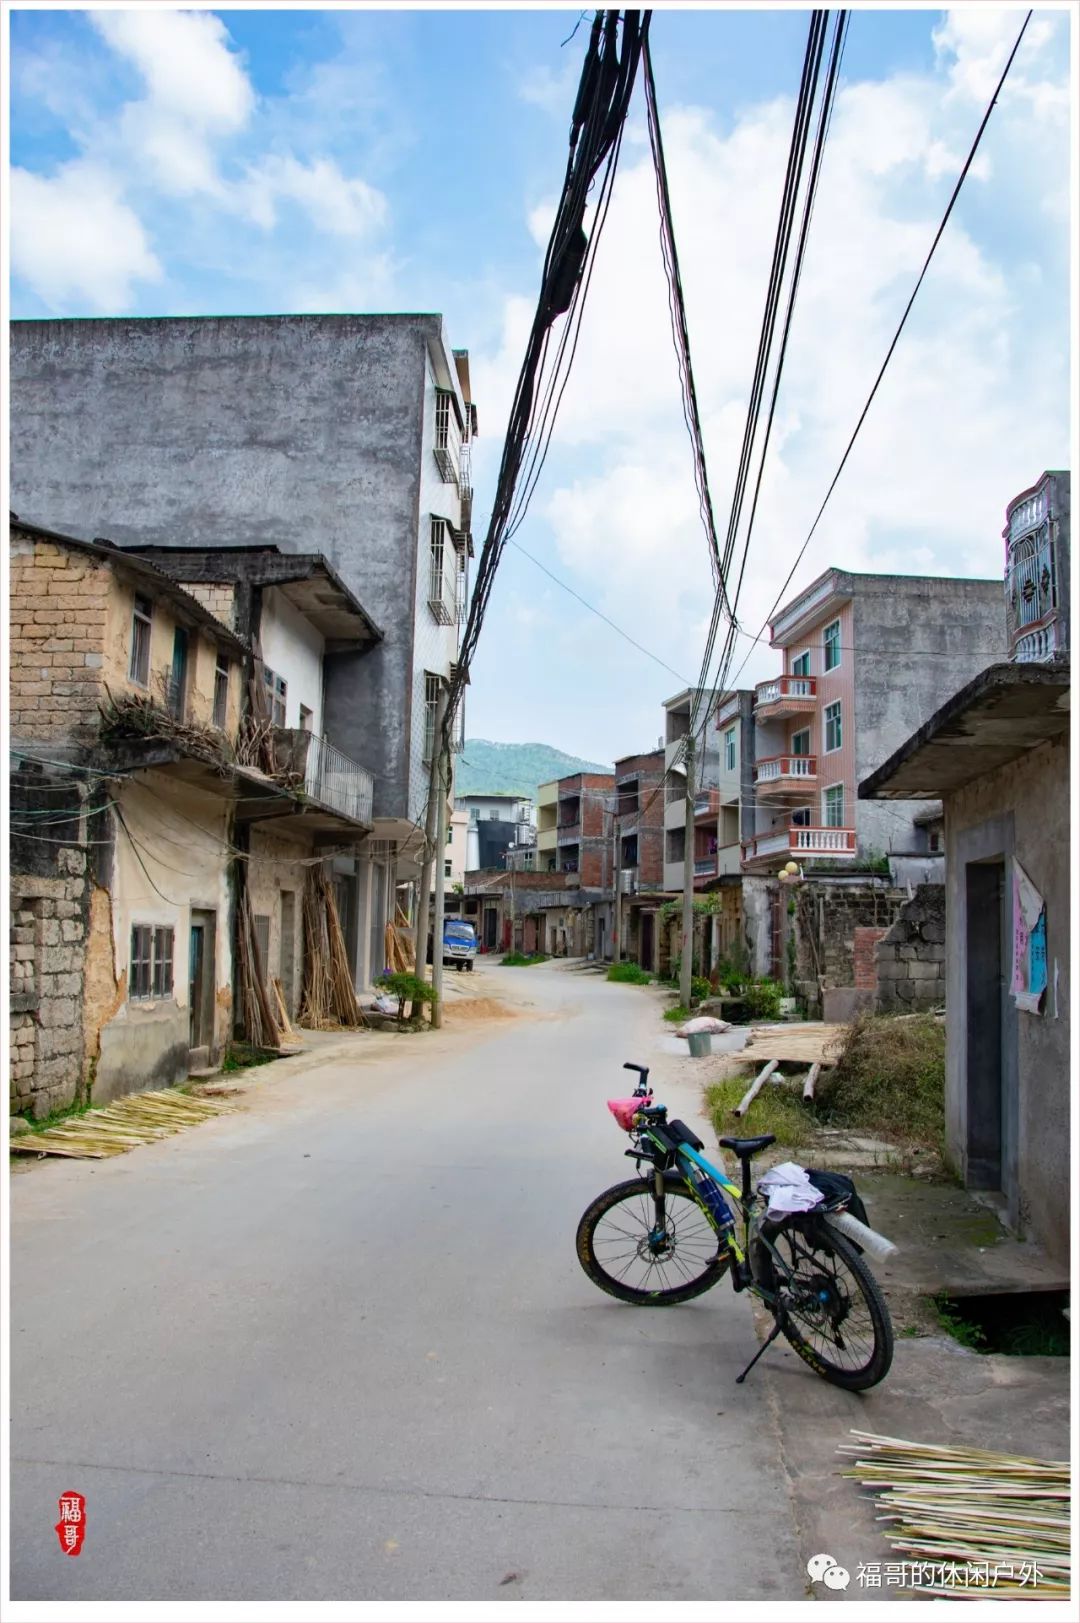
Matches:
[715,7,1033,709]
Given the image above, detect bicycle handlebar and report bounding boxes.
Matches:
[622,1062,651,1096]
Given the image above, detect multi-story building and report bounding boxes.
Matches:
[713,690,756,874]
[1004,470,1070,664]
[661,688,721,891]
[740,568,1007,875]
[459,793,535,872]
[9,313,476,990]
[10,518,379,1116]
[535,780,559,872]
[555,772,615,885]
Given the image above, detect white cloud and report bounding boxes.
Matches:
[241,155,387,238]
[11,162,162,312]
[472,4,1070,725]
[91,10,254,133]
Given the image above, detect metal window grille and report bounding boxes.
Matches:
[213,655,230,728]
[129,595,152,686]
[152,926,175,997]
[130,925,153,999]
[824,700,842,752]
[423,673,441,763]
[434,391,462,486]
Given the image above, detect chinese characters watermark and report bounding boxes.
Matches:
[807,1552,1044,1593]
[54,1491,86,1557]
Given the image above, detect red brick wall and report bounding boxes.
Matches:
[580,847,604,888]
[853,926,888,990]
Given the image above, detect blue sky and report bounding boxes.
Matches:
[9,4,1074,763]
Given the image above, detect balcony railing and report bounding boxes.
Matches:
[742,825,856,865]
[754,674,818,713]
[694,856,718,877]
[272,731,374,825]
[694,787,721,819]
[1013,623,1060,664]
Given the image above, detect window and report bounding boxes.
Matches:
[488,810,499,820]
[823,619,841,671]
[824,700,842,753]
[444,860,453,879]
[299,705,313,732]
[790,807,811,828]
[428,519,454,623]
[168,627,188,718]
[263,666,287,726]
[823,785,845,828]
[213,654,230,728]
[791,727,811,757]
[791,650,811,678]
[423,673,441,763]
[724,726,737,772]
[129,595,152,686]
[129,924,174,1001]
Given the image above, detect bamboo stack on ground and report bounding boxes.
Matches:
[237,891,282,1049]
[299,867,365,1029]
[11,1089,236,1159]
[839,1431,1070,1598]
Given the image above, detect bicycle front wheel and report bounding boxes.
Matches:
[576,1177,730,1305]
[770,1221,893,1390]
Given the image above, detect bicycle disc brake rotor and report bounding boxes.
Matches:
[793,1269,850,1331]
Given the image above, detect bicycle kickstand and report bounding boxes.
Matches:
[734,1317,784,1385]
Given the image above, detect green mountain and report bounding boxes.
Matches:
[455,740,612,802]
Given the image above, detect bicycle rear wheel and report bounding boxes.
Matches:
[576,1176,729,1305]
[768,1221,893,1389]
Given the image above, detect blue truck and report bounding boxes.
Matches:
[428,918,478,971]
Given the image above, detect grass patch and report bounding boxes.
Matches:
[819,1012,945,1152]
[220,1043,280,1074]
[933,1297,989,1352]
[14,1097,94,1134]
[606,962,651,985]
[705,1071,818,1152]
[502,952,549,967]
[934,1291,1069,1357]
[663,1004,691,1023]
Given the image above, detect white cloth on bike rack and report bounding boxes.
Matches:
[757,1161,825,1219]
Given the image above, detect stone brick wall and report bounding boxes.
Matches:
[874,884,946,1012]
[10,531,112,746]
[10,864,89,1120]
[182,580,236,626]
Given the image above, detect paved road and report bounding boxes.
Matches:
[10,962,802,1602]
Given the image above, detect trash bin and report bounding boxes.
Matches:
[686,1032,712,1058]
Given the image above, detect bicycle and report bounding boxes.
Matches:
[575,1063,895,1390]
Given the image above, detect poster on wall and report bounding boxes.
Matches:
[1011,859,1047,1014]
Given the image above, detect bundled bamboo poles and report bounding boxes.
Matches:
[11,1090,235,1159]
[298,867,365,1029]
[237,891,282,1048]
[384,907,416,975]
[839,1431,1070,1598]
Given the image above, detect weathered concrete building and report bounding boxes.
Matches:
[861,662,1070,1262]
[741,567,1007,875]
[10,313,476,984]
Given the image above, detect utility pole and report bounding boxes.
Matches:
[414,687,448,986]
[430,733,450,1029]
[612,804,622,963]
[679,729,696,1009]
[508,862,516,954]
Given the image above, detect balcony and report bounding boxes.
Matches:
[742,825,856,867]
[694,856,718,879]
[754,754,818,801]
[427,559,458,626]
[297,734,373,825]
[754,674,817,720]
[693,787,721,821]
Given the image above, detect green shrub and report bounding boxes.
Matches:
[663,1004,691,1024]
[690,975,711,1003]
[502,951,548,966]
[606,961,651,985]
[377,971,436,1023]
[741,978,783,1020]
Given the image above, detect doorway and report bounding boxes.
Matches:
[279,890,296,1017]
[641,912,654,973]
[188,909,217,1055]
[965,861,1005,1191]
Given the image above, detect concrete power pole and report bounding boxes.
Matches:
[430,733,451,1029]
[679,729,696,1009]
[612,805,622,963]
[414,687,448,986]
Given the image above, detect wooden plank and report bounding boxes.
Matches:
[734,1060,778,1117]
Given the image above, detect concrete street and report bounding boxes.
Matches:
[10,961,804,1603]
